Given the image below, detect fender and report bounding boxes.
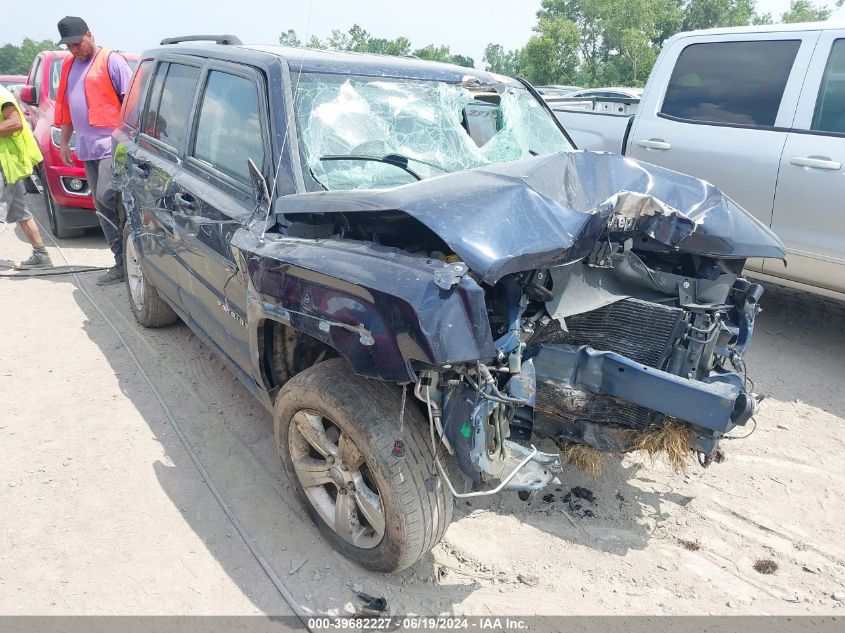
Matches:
[232,230,496,383]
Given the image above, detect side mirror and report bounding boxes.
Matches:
[247,158,270,206]
[19,85,37,106]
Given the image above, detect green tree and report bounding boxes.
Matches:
[326,29,351,50]
[619,27,658,83]
[412,44,453,62]
[682,0,757,30]
[482,43,523,76]
[0,38,56,75]
[348,24,371,52]
[278,29,301,47]
[519,16,581,85]
[387,36,413,56]
[449,54,476,68]
[306,35,325,48]
[653,0,685,45]
[537,0,610,86]
[780,0,841,22]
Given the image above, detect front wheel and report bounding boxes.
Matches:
[275,359,453,572]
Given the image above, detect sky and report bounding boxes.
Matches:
[2,0,844,69]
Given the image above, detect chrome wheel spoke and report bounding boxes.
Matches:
[293,412,337,458]
[352,477,385,538]
[338,433,365,472]
[126,238,144,309]
[293,457,333,489]
[334,490,356,542]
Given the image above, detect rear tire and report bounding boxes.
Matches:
[123,224,178,327]
[41,171,84,239]
[275,359,452,572]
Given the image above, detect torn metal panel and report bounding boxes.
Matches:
[545,249,738,319]
[231,229,496,382]
[274,152,786,285]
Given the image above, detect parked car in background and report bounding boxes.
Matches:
[114,36,784,572]
[545,86,643,116]
[553,22,845,301]
[18,50,137,238]
[0,74,28,89]
[1,74,28,108]
[566,87,644,100]
[536,84,581,98]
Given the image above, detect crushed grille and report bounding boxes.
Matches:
[531,297,685,369]
[533,298,687,435]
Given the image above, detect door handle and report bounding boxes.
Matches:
[635,139,672,150]
[789,156,841,171]
[130,162,150,178]
[174,192,197,211]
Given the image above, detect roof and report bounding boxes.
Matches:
[576,87,643,93]
[242,45,517,83]
[675,20,845,39]
[145,41,522,84]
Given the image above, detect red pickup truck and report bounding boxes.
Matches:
[19,50,137,238]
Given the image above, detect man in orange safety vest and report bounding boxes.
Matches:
[55,16,132,285]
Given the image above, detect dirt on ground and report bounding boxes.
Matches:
[1,195,844,617]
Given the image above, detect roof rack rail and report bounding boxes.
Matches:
[160,35,242,46]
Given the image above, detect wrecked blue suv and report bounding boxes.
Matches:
[114,36,786,572]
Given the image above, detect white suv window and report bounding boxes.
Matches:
[661,40,801,127]
[812,38,845,135]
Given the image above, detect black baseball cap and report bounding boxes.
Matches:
[57,16,90,45]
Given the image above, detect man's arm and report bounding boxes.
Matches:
[0,102,23,137]
[60,123,74,167]
[109,53,134,103]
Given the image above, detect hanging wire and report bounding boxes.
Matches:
[259,0,314,244]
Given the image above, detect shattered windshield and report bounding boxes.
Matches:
[294,73,573,190]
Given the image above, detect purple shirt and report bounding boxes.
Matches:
[66,49,132,161]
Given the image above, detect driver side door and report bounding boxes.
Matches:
[171,63,271,373]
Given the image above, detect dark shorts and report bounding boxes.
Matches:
[0,177,33,224]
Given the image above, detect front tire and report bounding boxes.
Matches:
[41,171,84,239]
[275,359,453,572]
[123,224,178,327]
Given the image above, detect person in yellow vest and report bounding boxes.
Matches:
[0,85,53,269]
[55,16,132,285]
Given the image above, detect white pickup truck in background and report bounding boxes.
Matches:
[552,22,845,300]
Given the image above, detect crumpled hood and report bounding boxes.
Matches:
[276,151,786,284]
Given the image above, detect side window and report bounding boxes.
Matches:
[48,59,63,99]
[661,40,801,127]
[146,62,200,150]
[29,57,43,97]
[192,70,265,184]
[811,39,845,135]
[122,60,153,128]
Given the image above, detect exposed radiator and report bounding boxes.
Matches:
[531,297,685,369]
[532,298,687,435]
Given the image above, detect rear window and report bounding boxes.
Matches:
[122,60,153,128]
[812,39,845,135]
[661,40,801,127]
[143,62,200,150]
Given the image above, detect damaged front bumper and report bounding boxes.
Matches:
[528,343,755,453]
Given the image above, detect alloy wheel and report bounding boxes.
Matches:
[125,235,145,311]
[288,410,386,549]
